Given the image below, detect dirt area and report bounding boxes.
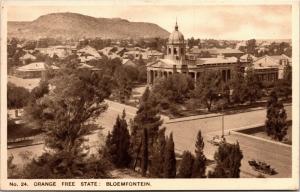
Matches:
[8,75,41,90]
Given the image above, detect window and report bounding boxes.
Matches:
[168,48,171,54]
[181,48,184,54]
[174,48,177,55]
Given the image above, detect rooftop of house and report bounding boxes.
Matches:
[16,62,59,72]
[19,53,36,60]
[190,48,244,55]
[147,56,240,69]
[78,45,101,58]
[196,56,238,65]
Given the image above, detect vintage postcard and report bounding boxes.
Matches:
[0,0,299,190]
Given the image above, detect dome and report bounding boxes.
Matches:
[168,22,184,44]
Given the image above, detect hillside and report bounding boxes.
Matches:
[8,12,170,40]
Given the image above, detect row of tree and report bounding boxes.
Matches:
[102,86,243,178]
[152,61,291,115]
[239,39,292,57]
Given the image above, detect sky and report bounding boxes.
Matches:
[7,4,292,40]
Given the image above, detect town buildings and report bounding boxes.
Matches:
[146,23,292,85]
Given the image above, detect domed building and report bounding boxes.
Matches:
[146,22,250,85]
[165,22,185,62]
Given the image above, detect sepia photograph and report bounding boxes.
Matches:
[0,0,299,190]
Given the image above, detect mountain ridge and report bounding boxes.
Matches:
[8,12,170,40]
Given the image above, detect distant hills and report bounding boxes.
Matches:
[8,12,170,40]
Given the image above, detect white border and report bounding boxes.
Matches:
[1,0,299,190]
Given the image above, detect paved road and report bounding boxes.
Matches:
[8,101,292,178]
[226,133,291,178]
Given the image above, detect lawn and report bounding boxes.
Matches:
[237,121,292,145]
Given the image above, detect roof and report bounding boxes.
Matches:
[19,53,36,60]
[78,45,101,58]
[196,57,238,65]
[78,63,100,71]
[99,47,115,55]
[122,59,136,66]
[16,62,59,72]
[147,59,177,68]
[147,50,163,56]
[190,48,243,55]
[254,54,291,67]
[168,23,184,44]
[252,54,291,70]
[269,54,291,62]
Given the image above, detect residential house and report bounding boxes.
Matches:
[252,54,291,80]
[15,62,59,79]
[19,53,37,64]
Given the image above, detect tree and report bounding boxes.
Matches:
[192,130,206,178]
[149,127,167,177]
[163,133,176,178]
[265,91,288,141]
[141,128,149,176]
[153,73,194,105]
[130,87,163,171]
[231,60,247,104]
[7,83,31,109]
[208,142,243,178]
[103,131,113,161]
[274,64,292,99]
[246,39,256,54]
[23,62,113,178]
[190,71,223,111]
[104,110,131,167]
[177,151,194,178]
[23,81,50,130]
[244,67,263,104]
[113,66,133,103]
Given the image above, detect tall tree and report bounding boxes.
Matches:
[104,110,131,167]
[149,127,167,177]
[274,64,292,99]
[265,91,288,141]
[141,128,149,176]
[231,60,247,104]
[7,83,31,109]
[208,142,243,178]
[23,62,113,178]
[130,87,163,171]
[163,133,176,178]
[246,39,257,54]
[113,66,133,103]
[244,67,263,104]
[177,151,194,178]
[191,71,222,111]
[152,73,194,105]
[192,130,207,178]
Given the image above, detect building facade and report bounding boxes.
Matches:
[146,23,249,85]
[253,54,291,80]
